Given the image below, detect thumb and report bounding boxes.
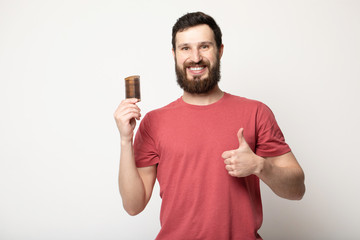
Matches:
[237,128,249,148]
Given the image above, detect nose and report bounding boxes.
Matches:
[190,49,202,63]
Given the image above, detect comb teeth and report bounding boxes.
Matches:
[125,75,141,100]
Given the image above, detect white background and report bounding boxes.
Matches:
[1,0,359,239]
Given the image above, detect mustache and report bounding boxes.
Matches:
[184,59,210,68]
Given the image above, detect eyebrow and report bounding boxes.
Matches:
[177,41,214,49]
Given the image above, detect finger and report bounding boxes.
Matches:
[123,98,140,104]
[116,99,140,111]
[122,104,141,113]
[237,128,249,147]
[228,170,237,177]
[115,106,141,121]
[122,109,141,119]
[224,158,231,165]
[225,165,234,171]
[221,150,233,159]
[115,104,141,118]
[122,112,141,123]
[114,110,140,122]
[117,100,141,111]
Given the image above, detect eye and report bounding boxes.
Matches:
[200,44,209,50]
[181,46,190,51]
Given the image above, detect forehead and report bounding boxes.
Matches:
[175,24,215,47]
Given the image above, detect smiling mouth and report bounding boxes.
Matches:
[189,66,205,71]
[187,66,207,75]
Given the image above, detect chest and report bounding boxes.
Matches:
[154,108,257,163]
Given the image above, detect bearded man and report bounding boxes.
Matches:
[114,12,305,240]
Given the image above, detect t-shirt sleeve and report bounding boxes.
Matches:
[133,113,160,168]
[255,103,291,157]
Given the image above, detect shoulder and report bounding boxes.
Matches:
[141,97,183,123]
[224,92,269,110]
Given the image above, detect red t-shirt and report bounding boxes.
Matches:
[134,93,291,240]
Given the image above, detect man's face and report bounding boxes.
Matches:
[173,24,223,94]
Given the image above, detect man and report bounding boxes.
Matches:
[114,12,305,240]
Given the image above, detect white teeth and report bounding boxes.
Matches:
[189,67,204,71]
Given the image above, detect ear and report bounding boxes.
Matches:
[172,48,175,58]
[218,44,224,59]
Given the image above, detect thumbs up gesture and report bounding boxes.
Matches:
[222,128,264,178]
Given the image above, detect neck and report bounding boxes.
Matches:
[182,85,224,105]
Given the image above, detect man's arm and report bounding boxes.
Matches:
[118,141,157,215]
[222,128,305,200]
[114,99,157,215]
[258,152,305,200]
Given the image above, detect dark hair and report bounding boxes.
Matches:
[172,12,222,50]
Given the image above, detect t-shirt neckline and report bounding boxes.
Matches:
[178,92,229,109]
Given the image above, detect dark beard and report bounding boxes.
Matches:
[175,55,221,94]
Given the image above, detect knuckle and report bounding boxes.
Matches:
[114,113,120,120]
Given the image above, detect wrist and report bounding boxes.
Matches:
[121,137,133,146]
[254,155,265,177]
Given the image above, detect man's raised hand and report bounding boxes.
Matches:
[113,98,141,142]
[222,128,264,178]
